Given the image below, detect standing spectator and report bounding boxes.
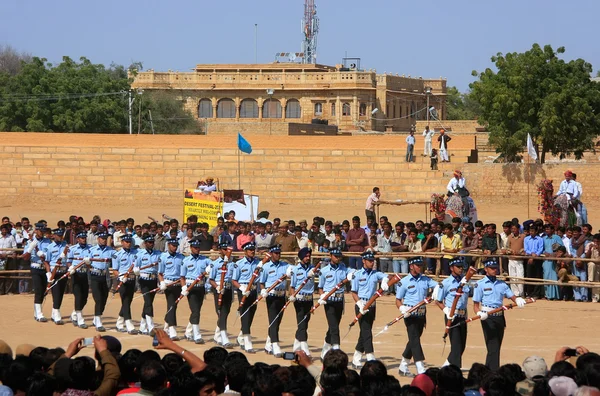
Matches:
[254,222,273,252]
[461,225,479,269]
[506,223,526,297]
[422,125,435,156]
[377,222,394,274]
[524,226,544,299]
[440,224,462,275]
[542,224,563,300]
[365,187,380,222]
[585,233,600,302]
[196,223,214,251]
[430,148,438,170]
[346,216,367,270]
[405,130,415,162]
[235,222,254,252]
[294,226,309,249]
[275,222,299,253]
[438,129,451,162]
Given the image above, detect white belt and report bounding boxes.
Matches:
[139,274,157,280]
[90,269,107,276]
[268,290,286,297]
[296,293,313,302]
[31,263,44,270]
[186,279,205,287]
[482,305,503,316]
[328,293,345,302]
[405,305,427,316]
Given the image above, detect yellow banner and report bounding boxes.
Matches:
[183,190,222,229]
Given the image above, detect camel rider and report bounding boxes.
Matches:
[447,170,469,218]
[556,170,580,204]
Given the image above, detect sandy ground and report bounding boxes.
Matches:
[1,291,599,378]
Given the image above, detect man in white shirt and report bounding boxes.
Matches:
[556,170,579,200]
[405,131,415,162]
[447,170,466,195]
[365,187,380,221]
[422,125,435,156]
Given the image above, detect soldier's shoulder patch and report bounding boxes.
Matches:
[233,264,238,268]
[474,284,478,288]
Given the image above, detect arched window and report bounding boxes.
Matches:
[331,103,336,117]
[240,99,258,118]
[286,99,301,118]
[198,99,212,118]
[263,99,282,118]
[342,102,351,116]
[217,99,236,118]
[359,103,367,116]
[314,102,323,116]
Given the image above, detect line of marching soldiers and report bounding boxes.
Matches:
[23,222,531,375]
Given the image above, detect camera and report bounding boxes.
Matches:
[282,352,297,361]
[564,348,579,357]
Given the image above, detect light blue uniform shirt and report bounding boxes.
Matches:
[181,254,210,285]
[472,276,514,308]
[395,273,437,305]
[318,263,350,292]
[232,256,261,284]
[89,244,113,271]
[44,241,69,271]
[437,275,470,310]
[67,243,92,272]
[135,248,161,275]
[26,237,52,266]
[351,268,386,300]
[260,260,289,291]
[111,248,139,274]
[290,263,316,294]
[209,257,234,283]
[158,251,184,281]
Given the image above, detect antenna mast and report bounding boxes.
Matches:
[302,0,319,64]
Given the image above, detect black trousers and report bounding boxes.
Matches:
[324,301,344,345]
[294,300,313,341]
[31,268,47,304]
[237,289,257,334]
[355,305,376,354]
[72,272,89,311]
[164,284,182,326]
[187,286,205,325]
[51,272,68,310]
[481,315,506,370]
[91,275,109,316]
[139,278,158,318]
[118,281,136,320]
[525,260,544,298]
[445,315,467,367]
[402,315,426,362]
[213,288,233,330]
[267,296,286,342]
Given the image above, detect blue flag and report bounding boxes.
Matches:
[237,132,252,154]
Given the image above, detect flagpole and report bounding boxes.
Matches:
[527,154,530,219]
[238,149,241,190]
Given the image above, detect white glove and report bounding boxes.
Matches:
[356,300,368,315]
[285,266,294,277]
[68,266,76,275]
[318,293,328,305]
[477,311,488,321]
[133,266,141,276]
[459,276,468,286]
[205,265,213,275]
[27,240,38,253]
[46,272,53,282]
[159,281,167,291]
[82,257,91,264]
[400,305,411,318]
[257,262,264,269]
[443,307,454,320]
[216,286,222,294]
[432,284,441,301]
[36,251,45,258]
[260,289,269,298]
[181,285,188,294]
[238,284,248,294]
[118,275,127,283]
[307,269,315,278]
[288,295,296,302]
[223,256,229,263]
[381,277,390,292]
[59,253,66,260]
[181,288,189,296]
[516,297,526,308]
[346,271,355,281]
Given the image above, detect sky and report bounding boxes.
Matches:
[1,0,598,91]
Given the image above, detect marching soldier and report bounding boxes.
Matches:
[180,239,212,343]
[395,257,437,376]
[435,257,470,367]
[289,247,317,356]
[209,242,235,347]
[473,257,526,370]
[22,223,52,322]
[134,234,162,335]
[88,230,113,331]
[158,238,184,340]
[43,228,69,325]
[260,245,291,357]
[232,242,266,353]
[111,234,139,334]
[67,231,92,329]
[317,248,354,360]
[350,251,390,369]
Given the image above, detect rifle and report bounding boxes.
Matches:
[374,297,433,338]
[240,273,288,319]
[133,280,180,301]
[112,264,135,295]
[238,253,271,311]
[348,273,403,328]
[48,259,89,290]
[448,298,536,329]
[217,249,233,311]
[297,278,349,327]
[443,266,477,341]
[44,244,70,296]
[175,274,205,304]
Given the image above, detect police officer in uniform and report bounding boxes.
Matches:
[232,242,266,353]
[67,231,92,329]
[43,228,69,325]
[395,257,438,376]
[209,242,234,347]
[22,223,51,322]
[111,234,139,334]
[180,239,212,343]
[317,248,354,360]
[260,245,291,357]
[289,247,317,356]
[134,234,162,335]
[158,238,184,338]
[435,257,470,367]
[473,257,526,370]
[351,251,390,368]
[88,230,113,331]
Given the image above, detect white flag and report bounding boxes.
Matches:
[527,133,538,161]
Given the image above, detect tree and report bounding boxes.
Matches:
[137,91,203,135]
[470,44,600,163]
[0,45,31,75]
[445,86,481,120]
